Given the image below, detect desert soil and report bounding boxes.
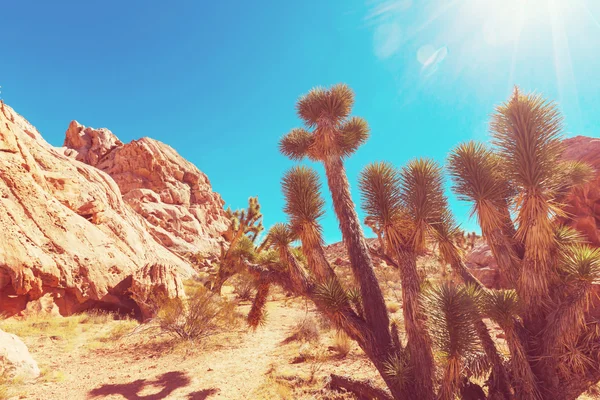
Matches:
[8,297,378,400]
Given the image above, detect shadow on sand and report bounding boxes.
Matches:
[88,371,219,400]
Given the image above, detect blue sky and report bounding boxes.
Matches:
[2,0,600,243]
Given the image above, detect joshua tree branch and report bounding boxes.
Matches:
[369,245,400,270]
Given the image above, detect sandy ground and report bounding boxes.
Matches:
[7,298,379,400]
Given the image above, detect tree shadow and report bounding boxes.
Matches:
[88,371,192,400]
[187,388,219,400]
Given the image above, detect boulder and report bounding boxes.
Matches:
[465,241,505,289]
[0,102,195,317]
[63,121,229,256]
[0,329,40,381]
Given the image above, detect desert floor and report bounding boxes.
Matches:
[2,293,381,400]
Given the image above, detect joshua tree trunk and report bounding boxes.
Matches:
[300,237,336,282]
[323,156,392,349]
[395,251,436,399]
[211,270,233,295]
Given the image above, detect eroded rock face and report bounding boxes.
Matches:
[0,102,194,317]
[63,121,229,255]
[0,329,40,381]
[561,136,600,246]
[130,263,185,320]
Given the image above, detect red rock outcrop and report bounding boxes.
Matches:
[63,121,229,256]
[561,136,600,245]
[0,102,195,317]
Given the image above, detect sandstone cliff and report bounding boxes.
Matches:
[63,121,229,256]
[0,102,224,317]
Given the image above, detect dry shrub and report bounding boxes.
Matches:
[386,301,401,314]
[233,273,256,301]
[282,317,320,344]
[156,286,237,341]
[331,331,351,358]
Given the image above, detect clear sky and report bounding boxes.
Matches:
[2,0,599,244]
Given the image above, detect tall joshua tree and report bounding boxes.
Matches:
[359,160,441,399]
[279,84,391,347]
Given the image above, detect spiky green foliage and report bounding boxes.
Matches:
[425,283,481,361]
[491,87,563,261]
[282,166,325,239]
[447,141,512,233]
[263,222,297,249]
[280,84,368,161]
[482,289,520,329]
[296,84,354,128]
[213,197,265,294]
[314,278,350,314]
[383,353,412,388]
[279,128,313,160]
[337,116,370,158]
[399,159,446,253]
[559,245,600,285]
[359,162,404,230]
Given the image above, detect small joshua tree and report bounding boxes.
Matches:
[211,197,264,294]
[240,85,600,400]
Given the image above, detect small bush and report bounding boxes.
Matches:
[156,286,236,341]
[331,331,351,358]
[282,318,320,344]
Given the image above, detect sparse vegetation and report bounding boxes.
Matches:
[155,285,239,341]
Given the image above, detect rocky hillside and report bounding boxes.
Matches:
[0,103,227,317]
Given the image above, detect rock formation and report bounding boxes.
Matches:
[0,329,40,381]
[63,121,229,256]
[0,102,204,317]
[561,136,600,246]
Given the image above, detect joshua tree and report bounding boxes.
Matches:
[446,88,600,399]
[238,86,600,400]
[212,197,264,294]
[279,84,392,346]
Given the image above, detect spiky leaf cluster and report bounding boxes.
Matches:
[424,283,481,361]
[282,166,326,244]
[280,84,369,161]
